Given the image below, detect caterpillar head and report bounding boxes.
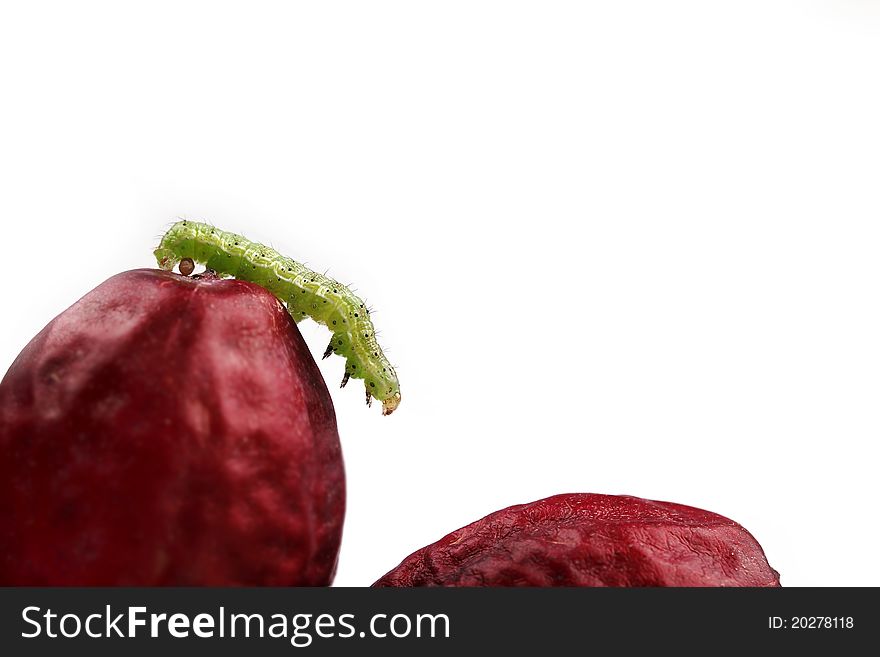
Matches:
[382,391,402,416]
[154,220,196,271]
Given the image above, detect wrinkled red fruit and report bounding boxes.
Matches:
[0,269,344,585]
[374,493,780,587]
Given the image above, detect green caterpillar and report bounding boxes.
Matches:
[154,220,401,415]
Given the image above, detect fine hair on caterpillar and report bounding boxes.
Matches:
[154,220,401,415]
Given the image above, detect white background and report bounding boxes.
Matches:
[1,1,878,587]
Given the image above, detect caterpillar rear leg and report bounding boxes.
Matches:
[340,371,351,388]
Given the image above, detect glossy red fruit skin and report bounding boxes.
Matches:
[373,493,780,587]
[0,269,344,585]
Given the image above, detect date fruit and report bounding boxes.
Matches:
[0,269,345,585]
[373,493,780,587]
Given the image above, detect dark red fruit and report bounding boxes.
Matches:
[0,269,345,585]
[373,493,780,587]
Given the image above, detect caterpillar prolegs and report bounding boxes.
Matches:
[154,220,401,415]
